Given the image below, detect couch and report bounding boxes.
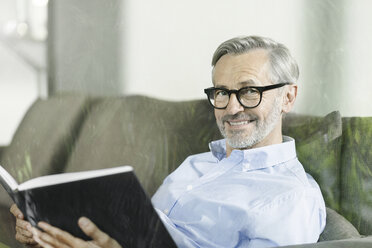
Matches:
[0,93,371,247]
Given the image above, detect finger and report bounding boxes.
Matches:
[78,217,110,245]
[15,231,38,245]
[10,204,24,219]
[16,224,33,238]
[14,219,37,245]
[26,245,43,248]
[32,226,72,248]
[38,222,88,248]
[31,228,55,248]
[16,218,34,240]
[16,218,32,231]
[79,217,121,247]
[87,241,101,248]
[26,244,43,248]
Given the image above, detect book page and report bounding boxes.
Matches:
[18,165,133,191]
[0,165,19,192]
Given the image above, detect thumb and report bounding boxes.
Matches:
[10,204,24,219]
[78,217,120,247]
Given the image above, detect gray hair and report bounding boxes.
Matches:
[212,36,299,84]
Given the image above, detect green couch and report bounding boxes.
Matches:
[0,93,371,247]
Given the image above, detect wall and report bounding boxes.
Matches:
[344,0,372,116]
[121,0,304,102]
[48,0,122,96]
[297,0,372,116]
[0,0,38,145]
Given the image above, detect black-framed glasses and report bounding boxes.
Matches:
[204,83,292,109]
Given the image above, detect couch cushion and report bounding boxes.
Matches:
[0,93,91,207]
[64,96,221,196]
[319,207,360,242]
[283,111,342,211]
[340,117,372,235]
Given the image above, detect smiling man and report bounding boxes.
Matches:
[152,36,326,247]
[11,36,326,248]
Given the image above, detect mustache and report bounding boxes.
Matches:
[221,113,258,123]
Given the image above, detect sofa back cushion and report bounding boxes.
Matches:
[64,96,221,196]
[283,111,343,211]
[65,95,344,203]
[0,94,90,206]
[340,117,372,235]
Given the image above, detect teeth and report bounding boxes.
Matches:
[229,121,249,126]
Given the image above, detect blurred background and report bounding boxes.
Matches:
[0,0,371,145]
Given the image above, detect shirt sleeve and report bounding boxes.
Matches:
[243,187,326,248]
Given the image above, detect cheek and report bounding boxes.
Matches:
[214,109,223,122]
[255,97,276,117]
[259,96,272,106]
[242,107,263,120]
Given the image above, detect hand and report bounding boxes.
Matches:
[31,217,122,248]
[10,204,42,248]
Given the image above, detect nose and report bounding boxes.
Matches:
[225,93,244,114]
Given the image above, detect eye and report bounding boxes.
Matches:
[242,87,258,94]
[215,89,228,97]
[240,88,260,99]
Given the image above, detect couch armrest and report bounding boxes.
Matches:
[319,207,361,241]
[280,236,372,248]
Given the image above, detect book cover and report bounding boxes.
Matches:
[0,165,176,248]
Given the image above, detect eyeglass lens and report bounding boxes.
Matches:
[211,88,261,108]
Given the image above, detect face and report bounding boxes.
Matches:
[213,50,284,151]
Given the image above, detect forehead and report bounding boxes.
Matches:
[212,49,271,87]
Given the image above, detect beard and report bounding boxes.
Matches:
[216,97,282,149]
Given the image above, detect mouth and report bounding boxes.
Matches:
[226,119,256,127]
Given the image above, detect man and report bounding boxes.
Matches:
[11,36,326,247]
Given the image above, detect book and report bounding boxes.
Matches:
[0,165,176,248]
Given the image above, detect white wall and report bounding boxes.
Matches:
[0,45,38,146]
[0,0,39,145]
[121,0,304,102]
[343,0,372,116]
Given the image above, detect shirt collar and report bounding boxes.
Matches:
[209,136,297,171]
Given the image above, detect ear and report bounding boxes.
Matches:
[281,84,298,113]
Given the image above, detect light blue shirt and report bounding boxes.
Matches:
[152,136,326,248]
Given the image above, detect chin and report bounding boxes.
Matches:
[226,135,259,149]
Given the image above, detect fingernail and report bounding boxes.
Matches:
[38,221,48,229]
[79,217,89,227]
[26,224,32,232]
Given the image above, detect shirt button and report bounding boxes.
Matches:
[163,209,169,215]
[186,185,193,191]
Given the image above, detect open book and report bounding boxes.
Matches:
[0,165,176,248]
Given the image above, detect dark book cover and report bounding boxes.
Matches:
[0,165,177,248]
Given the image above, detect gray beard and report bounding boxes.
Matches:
[217,97,282,149]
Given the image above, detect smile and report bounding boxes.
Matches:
[227,120,256,126]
